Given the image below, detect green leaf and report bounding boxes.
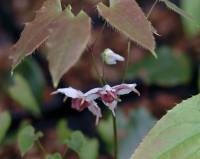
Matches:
[56,120,72,143]
[65,131,85,154]
[79,139,99,159]
[8,74,40,116]
[181,0,200,35]
[97,115,113,152]
[130,94,200,159]
[160,0,194,22]
[18,125,42,156]
[97,0,156,57]
[46,153,62,159]
[127,46,192,86]
[65,131,99,159]
[44,7,91,87]
[15,57,46,104]
[10,0,62,71]
[0,111,11,143]
[118,108,155,159]
[198,67,200,92]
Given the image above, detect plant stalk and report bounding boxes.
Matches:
[112,114,118,159]
[147,0,159,18]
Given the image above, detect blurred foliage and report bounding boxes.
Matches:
[57,120,99,159]
[18,125,43,156]
[57,120,72,143]
[127,46,192,86]
[97,115,114,153]
[0,111,11,144]
[15,58,45,104]
[181,0,200,36]
[131,94,200,159]
[46,153,62,159]
[97,108,156,159]
[8,73,41,116]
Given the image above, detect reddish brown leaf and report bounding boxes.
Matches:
[44,7,91,87]
[10,0,62,71]
[97,0,156,56]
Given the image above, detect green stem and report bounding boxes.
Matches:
[122,41,131,83]
[147,0,159,18]
[112,114,118,159]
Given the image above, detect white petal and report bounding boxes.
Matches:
[51,87,83,98]
[102,48,124,65]
[103,100,118,116]
[88,101,102,125]
[113,83,140,96]
[84,87,102,100]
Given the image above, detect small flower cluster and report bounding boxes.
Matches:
[52,83,140,125]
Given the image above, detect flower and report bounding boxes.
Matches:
[52,87,102,125]
[101,48,125,65]
[84,84,140,116]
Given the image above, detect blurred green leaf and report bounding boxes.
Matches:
[18,125,42,156]
[97,115,113,153]
[57,120,72,143]
[118,108,155,159]
[46,153,62,159]
[65,131,99,159]
[8,74,40,116]
[0,111,11,143]
[16,57,45,104]
[65,131,85,154]
[80,138,99,159]
[131,94,200,159]
[181,0,200,35]
[198,67,200,91]
[127,46,192,86]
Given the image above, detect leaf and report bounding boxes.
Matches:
[126,46,192,86]
[46,153,62,159]
[0,111,11,143]
[8,74,40,116]
[97,0,156,57]
[15,57,46,104]
[65,131,99,159]
[181,0,200,35]
[18,125,42,156]
[130,94,200,159]
[118,108,155,159]
[10,0,62,71]
[160,0,194,21]
[65,131,85,154]
[97,115,113,153]
[44,7,91,87]
[56,120,72,143]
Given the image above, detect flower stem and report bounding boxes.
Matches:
[112,114,118,159]
[36,140,46,157]
[147,0,159,18]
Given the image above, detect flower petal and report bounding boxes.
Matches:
[84,87,102,100]
[113,83,140,96]
[102,48,124,65]
[52,87,83,98]
[87,101,102,125]
[103,100,118,116]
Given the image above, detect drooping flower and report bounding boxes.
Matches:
[52,87,102,125]
[101,48,125,65]
[83,83,140,116]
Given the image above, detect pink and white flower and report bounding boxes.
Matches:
[52,87,102,125]
[84,83,140,116]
